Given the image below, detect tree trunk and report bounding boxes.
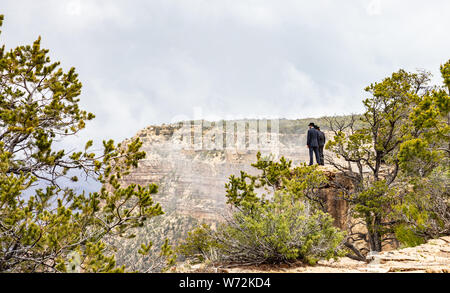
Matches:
[368,216,382,252]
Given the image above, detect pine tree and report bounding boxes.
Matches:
[0,15,172,272]
[325,61,449,257]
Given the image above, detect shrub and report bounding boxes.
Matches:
[177,224,221,263]
[393,167,450,246]
[214,192,345,265]
[180,192,345,266]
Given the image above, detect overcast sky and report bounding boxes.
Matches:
[1,0,449,143]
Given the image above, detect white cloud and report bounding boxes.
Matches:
[59,0,134,30]
[282,64,320,102]
[278,63,359,119]
[1,0,449,142]
[65,0,82,16]
[366,0,382,16]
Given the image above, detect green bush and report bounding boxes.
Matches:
[393,167,450,246]
[180,192,345,266]
[393,224,426,247]
[177,224,220,263]
[215,192,345,265]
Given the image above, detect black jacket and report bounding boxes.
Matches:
[318,130,326,146]
[307,128,319,147]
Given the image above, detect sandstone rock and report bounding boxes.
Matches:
[223,236,450,273]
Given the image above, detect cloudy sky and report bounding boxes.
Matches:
[1,0,449,143]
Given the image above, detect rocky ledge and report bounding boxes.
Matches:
[174,236,450,273]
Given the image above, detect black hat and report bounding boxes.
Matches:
[314,125,320,129]
[308,122,315,127]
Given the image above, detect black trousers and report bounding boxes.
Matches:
[318,145,324,165]
[309,146,320,166]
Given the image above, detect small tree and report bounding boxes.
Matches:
[393,60,450,245]
[325,61,449,258]
[0,15,171,272]
[225,152,328,210]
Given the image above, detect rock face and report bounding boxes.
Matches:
[318,169,352,229]
[114,119,350,270]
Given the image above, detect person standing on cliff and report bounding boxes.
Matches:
[306,122,320,166]
[315,125,326,166]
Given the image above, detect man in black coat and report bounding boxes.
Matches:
[306,122,320,166]
[315,125,326,165]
